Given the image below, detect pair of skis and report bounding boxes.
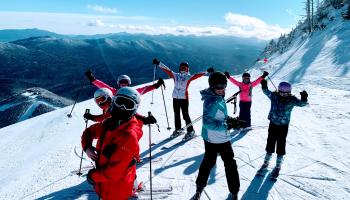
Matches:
[130,183,173,200]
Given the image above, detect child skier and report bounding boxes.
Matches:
[192,72,240,200]
[259,79,308,178]
[82,87,143,200]
[225,71,269,129]
[153,58,213,140]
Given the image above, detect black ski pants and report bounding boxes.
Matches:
[265,121,289,155]
[173,98,194,132]
[196,140,240,194]
[239,101,252,127]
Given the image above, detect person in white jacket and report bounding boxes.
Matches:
[154,59,213,139]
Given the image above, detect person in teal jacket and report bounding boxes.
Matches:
[192,72,240,200]
[259,79,308,177]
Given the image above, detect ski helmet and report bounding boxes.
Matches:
[110,87,141,120]
[94,88,113,107]
[278,82,292,93]
[179,62,189,72]
[117,75,131,87]
[242,72,251,78]
[209,72,227,89]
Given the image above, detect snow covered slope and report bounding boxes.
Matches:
[0,72,349,199]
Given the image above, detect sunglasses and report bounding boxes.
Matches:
[213,83,227,90]
[113,95,137,110]
[95,96,110,106]
[279,91,291,97]
[119,79,130,85]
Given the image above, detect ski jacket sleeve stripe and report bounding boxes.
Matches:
[251,77,263,87]
[262,88,272,99]
[90,131,139,182]
[228,77,242,87]
[136,84,156,95]
[158,63,175,79]
[81,123,103,151]
[92,79,117,95]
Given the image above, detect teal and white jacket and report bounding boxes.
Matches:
[200,88,231,144]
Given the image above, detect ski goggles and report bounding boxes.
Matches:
[278,91,291,97]
[213,83,227,90]
[95,96,110,106]
[113,95,137,110]
[119,79,130,86]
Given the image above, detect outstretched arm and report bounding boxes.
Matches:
[158,63,175,79]
[92,79,117,95]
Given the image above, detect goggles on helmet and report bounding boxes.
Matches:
[95,96,110,106]
[113,95,137,111]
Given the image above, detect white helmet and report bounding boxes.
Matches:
[94,88,113,106]
[110,87,141,120]
[117,75,131,87]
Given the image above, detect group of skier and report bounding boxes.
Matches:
[79,59,308,200]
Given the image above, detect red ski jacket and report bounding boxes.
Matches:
[81,117,142,200]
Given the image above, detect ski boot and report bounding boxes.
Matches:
[256,162,269,176]
[183,131,196,141]
[190,186,204,200]
[270,167,280,181]
[170,129,184,138]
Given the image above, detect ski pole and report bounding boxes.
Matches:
[148,112,153,200]
[67,80,86,118]
[160,85,171,131]
[151,64,157,105]
[77,109,90,176]
[267,75,278,91]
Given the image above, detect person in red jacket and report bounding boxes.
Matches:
[224,71,269,129]
[82,87,143,200]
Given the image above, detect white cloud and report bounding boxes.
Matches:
[87,19,106,27]
[87,4,118,14]
[224,12,291,39]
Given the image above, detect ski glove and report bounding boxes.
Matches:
[262,71,269,78]
[85,70,96,82]
[261,79,268,89]
[207,67,214,73]
[153,78,165,89]
[83,113,94,121]
[300,90,308,102]
[226,116,240,130]
[224,72,230,79]
[136,115,157,125]
[153,58,160,65]
[87,169,96,185]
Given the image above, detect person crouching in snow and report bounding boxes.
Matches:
[153,58,214,139]
[81,87,143,200]
[259,79,308,177]
[225,71,269,129]
[192,72,240,200]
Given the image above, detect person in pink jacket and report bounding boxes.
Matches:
[224,71,269,128]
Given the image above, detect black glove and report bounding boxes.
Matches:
[207,67,214,73]
[85,70,96,82]
[153,78,165,89]
[261,79,268,89]
[153,58,160,65]
[261,71,269,78]
[300,90,308,102]
[224,72,230,79]
[83,113,94,120]
[136,115,157,125]
[87,169,96,185]
[226,116,240,130]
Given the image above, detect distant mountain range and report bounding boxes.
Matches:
[0,28,266,128]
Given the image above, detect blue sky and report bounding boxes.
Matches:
[0,0,307,40]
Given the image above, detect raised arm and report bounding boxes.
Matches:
[158,63,175,78]
[92,80,117,95]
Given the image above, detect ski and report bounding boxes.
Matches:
[136,157,163,165]
[130,185,173,199]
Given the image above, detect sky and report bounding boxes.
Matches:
[0,0,308,40]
